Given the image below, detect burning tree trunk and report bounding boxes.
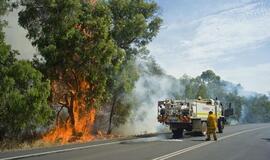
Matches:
[67,98,76,135]
[43,71,97,143]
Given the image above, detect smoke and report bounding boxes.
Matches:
[226,118,239,125]
[115,59,270,135]
[115,57,183,135]
[239,105,249,123]
[222,81,253,124]
[223,80,270,124]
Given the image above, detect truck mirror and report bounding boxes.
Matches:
[224,108,234,117]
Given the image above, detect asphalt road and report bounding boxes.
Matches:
[1,123,270,160]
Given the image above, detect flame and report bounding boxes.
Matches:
[43,80,97,144]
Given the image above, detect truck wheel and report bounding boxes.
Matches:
[172,128,183,139]
[218,118,224,133]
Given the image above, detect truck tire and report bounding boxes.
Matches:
[218,118,224,133]
[172,128,183,139]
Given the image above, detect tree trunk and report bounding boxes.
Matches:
[56,106,64,126]
[68,95,76,135]
[107,97,117,135]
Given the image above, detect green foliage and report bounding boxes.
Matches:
[243,95,270,123]
[224,92,243,119]
[19,0,123,108]
[0,42,52,140]
[105,0,162,98]
[0,0,10,53]
[181,77,200,99]
[111,97,133,128]
[180,70,270,123]
[109,0,162,50]
[141,56,164,76]
[106,59,139,130]
[196,84,208,99]
[200,70,220,83]
[0,0,10,18]
[0,2,53,140]
[105,0,162,133]
[0,61,52,139]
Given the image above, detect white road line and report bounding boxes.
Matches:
[152,126,270,160]
[0,141,122,160]
[160,139,183,142]
[152,141,212,160]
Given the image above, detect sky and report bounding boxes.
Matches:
[3,0,270,94]
[150,0,270,94]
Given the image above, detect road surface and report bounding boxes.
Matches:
[1,123,270,160]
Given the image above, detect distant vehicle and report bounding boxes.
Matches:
[157,98,233,138]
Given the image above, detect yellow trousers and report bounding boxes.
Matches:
[206,128,217,140]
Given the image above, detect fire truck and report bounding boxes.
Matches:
[157,98,232,138]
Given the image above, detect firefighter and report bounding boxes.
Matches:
[205,111,217,141]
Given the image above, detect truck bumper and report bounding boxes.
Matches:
[167,122,192,131]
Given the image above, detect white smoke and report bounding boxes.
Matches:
[226,118,239,125]
[239,105,249,123]
[223,80,267,124]
[115,57,183,135]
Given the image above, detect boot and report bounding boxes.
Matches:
[213,133,217,141]
[205,134,211,141]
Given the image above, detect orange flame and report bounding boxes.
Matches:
[43,80,97,144]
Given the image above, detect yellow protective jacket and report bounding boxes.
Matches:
[207,114,217,130]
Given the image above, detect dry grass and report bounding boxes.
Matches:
[0,133,124,152]
[0,139,61,152]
